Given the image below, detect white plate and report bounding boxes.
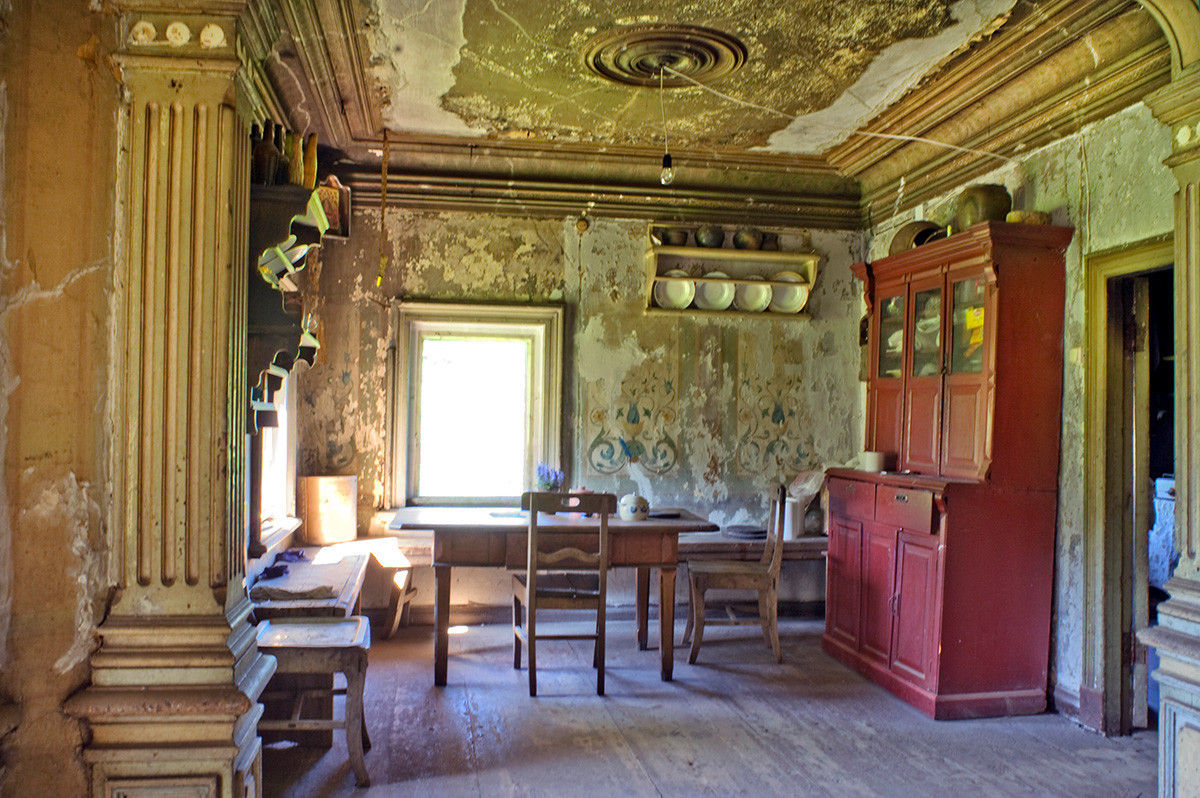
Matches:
[653,269,695,309]
[695,271,735,310]
[769,270,810,313]
[734,276,771,312]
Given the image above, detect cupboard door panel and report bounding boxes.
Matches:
[941,377,989,479]
[891,532,938,688]
[870,381,904,459]
[903,378,942,473]
[825,517,863,649]
[861,524,896,666]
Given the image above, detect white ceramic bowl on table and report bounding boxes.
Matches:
[769,270,810,313]
[733,275,772,312]
[694,271,735,311]
[653,269,695,309]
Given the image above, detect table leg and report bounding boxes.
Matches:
[636,566,650,650]
[659,566,676,681]
[434,565,451,687]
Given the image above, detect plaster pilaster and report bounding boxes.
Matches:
[1138,61,1200,797]
[64,6,277,797]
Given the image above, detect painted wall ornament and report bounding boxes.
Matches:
[585,358,679,476]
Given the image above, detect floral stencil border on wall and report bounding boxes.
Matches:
[584,351,680,476]
[736,335,813,479]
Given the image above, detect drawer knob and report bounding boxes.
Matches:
[894,494,909,503]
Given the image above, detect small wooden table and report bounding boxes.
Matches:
[390,506,718,686]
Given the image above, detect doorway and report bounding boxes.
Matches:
[1082,236,1174,736]
[1108,266,1175,733]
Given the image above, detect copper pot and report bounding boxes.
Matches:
[954,184,1012,231]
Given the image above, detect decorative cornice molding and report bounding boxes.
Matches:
[1147,63,1200,125]
[334,137,861,227]
[828,0,1148,175]
[269,0,380,146]
[833,0,1171,219]
[858,39,1171,219]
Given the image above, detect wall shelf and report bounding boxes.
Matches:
[643,224,819,318]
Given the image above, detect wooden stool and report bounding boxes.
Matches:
[257,616,372,787]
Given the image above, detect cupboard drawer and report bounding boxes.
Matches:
[828,478,875,520]
[875,486,934,532]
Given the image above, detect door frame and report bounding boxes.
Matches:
[1082,235,1174,733]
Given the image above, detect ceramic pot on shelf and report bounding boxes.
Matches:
[733,227,763,250]
[695,225,725,248]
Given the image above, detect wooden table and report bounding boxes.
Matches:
[390,506,718,686]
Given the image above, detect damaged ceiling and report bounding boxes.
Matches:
[268,0,1171,224]
[369,0,1016,154]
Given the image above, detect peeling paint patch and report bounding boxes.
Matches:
[768,0,1018,154]
[372,0,486,136]
[15,473,103,674]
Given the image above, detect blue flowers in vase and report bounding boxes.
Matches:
[536,462,566,491]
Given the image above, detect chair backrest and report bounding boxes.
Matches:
[521,491,618,575]
[760,484,787,578]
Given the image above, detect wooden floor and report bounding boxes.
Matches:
[261,618,1157,797]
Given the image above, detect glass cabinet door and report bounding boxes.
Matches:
[910,286,942,378]
[869,290,906,460]
[876,294,905,379]
[940,271,993,480]
[950,275,987,374]
[903,279,944,474]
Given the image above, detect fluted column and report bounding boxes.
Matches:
[65,6,277,796]
[1138,59,1200,796]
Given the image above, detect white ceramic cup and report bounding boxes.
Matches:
[861,451,885,472]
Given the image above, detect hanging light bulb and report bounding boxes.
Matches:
[660,153,675,185]
[657,68,675,186]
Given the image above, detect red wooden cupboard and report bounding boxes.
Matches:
[823,221,1073,719]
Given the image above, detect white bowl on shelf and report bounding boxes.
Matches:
[694,271,735,310]
[769,270,810,313]
[653,269,695,309]
[734,275,772,312]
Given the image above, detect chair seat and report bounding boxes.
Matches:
[514,572,601,600]
[688,559,770,577]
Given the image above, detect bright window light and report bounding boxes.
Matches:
[416,338,530,498]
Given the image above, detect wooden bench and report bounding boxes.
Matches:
[257,617,373,787]
[249,539,415,635]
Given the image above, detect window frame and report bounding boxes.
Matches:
[389,301,564,507]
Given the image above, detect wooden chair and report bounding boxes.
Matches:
[682,484,787,664]
[513,491,618,696]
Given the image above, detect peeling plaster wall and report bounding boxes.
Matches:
[299,211,864,607]
[867,102,1176,708]
[0,2,117,793]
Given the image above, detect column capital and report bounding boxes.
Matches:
[1146,64,1200,171]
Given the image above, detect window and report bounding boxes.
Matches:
[259,373,296,520]
[390,303,563,505]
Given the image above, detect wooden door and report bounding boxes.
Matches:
[890,530,939,689]
[941,270,995,479]
[903,278,945,473]
[825,516,863,649]
[861,522,897,666]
